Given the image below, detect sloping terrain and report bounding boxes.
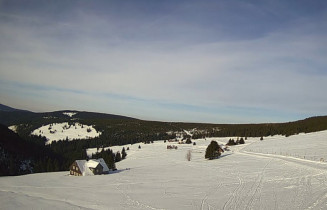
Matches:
[0,104,30,112]
[0,124,55,176]
[31,122,101,144]
[1,131,327,209]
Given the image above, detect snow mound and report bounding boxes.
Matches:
[31,122,101,144]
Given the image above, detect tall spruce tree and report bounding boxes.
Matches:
[121,147,127,159]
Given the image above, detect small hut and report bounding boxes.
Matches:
[70,158,109,176]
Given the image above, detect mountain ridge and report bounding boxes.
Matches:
[0,104,31,112]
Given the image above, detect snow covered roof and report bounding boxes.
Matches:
[75,158,109,176]
[98,158,109,172]
[86,160,99,168]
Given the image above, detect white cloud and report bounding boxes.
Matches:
[1,2,326,122]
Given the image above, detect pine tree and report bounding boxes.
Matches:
[46,158,54,172]
[115,152,121,162]
[205,140,222,160]
[108,152,116,170]
[121,147,127,159]
[227,139,235,146]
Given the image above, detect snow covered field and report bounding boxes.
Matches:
[31,122,101,144]
[1,131,327,209]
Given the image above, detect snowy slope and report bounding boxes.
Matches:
[31,122,101,144]
[1,131,327,209]
[62,112,77,117]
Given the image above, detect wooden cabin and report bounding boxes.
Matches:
[69,158,109,176]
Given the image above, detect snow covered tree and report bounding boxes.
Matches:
[205,140,222,160]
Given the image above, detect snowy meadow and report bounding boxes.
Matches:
[1,131,327,209]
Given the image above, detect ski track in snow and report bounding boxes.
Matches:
[0,189,93,210]
[1,131,327,209]
[245,159,271,210]
[222,173,245,210]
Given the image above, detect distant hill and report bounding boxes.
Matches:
[0,105,135,126]
[0,104,30,112]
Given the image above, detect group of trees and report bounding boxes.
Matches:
[0,124,66,175]
[226,137,245,146]
[91,147,128,170]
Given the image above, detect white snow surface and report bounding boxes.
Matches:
[31,122,101,144]
[63,112,77,117]
[8,125,17,133]
[1,131,327,209]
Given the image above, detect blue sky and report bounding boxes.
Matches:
[0,0,327,123]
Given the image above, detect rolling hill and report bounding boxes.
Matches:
[1,104,327,176]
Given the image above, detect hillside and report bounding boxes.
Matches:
[1,104,327,175]
[0,104,30,112]
[0,124,59,176]
[1,131,327,209]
